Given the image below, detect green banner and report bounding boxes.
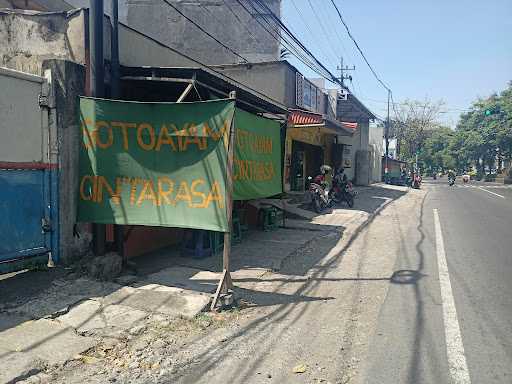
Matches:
[78,97,234,232]
[234,109,282,200]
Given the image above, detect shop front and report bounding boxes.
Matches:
[285,110,356,191]
[82,66,287,261]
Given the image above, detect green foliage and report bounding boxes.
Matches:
[395,82,512,174]
[454,82,512,173]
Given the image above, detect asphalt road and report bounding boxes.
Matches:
[165,181,511,384]
[363,179,512,384]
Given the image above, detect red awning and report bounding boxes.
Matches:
[288,109,358,131]
[340,121,358,130]
[288,109,323,125]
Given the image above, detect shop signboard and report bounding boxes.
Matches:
[77,98,282,232]
[77,97,234,232]
[233,109,282,200]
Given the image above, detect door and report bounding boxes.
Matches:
[0,68,53,263]
[0,170,50,261]
[291,145,305,191]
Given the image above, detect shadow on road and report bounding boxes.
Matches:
[170,186,410,383]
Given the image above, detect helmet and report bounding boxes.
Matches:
[320,165,332,175]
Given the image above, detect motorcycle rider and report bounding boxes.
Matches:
[330,167,347,199]
[309,165,333,212]
[334,167,348,185]
[315,165,332,188]
[447,169,456,183]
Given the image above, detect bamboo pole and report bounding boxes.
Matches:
[223,91,236,290]
[211,91,236,310]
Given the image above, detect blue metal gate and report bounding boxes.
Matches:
[0,67,57,270]
[0,169,51,262]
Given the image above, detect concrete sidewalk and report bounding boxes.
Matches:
[0,183,408,384]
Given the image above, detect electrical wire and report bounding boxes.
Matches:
[156,0,377,115]
[234,0,337,83]
[304,0,340,64]
[248,0,342,85]
[119,20,287,114]
[231,0,315,72]
[288,0,338,67]
[329,0,391,92]
[219,0,260,46]
[160,0,249,63]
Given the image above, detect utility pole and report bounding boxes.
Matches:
[385,89,390,181]
[110,0,124,262]
[336,56,355,87]
[89,0,105,256]
[111,0,120,98]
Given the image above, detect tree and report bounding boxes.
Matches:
[419,126,455,173]
[454,82,512,175]
[390,99,445,164]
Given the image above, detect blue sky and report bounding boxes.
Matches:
[282,0,512,126]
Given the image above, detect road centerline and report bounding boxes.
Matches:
[433,208,472,384]
[477,186,505,199]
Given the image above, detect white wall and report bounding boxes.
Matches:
[0,68,45,163]
[369,123,384,182]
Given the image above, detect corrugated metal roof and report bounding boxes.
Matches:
[121,66,288,116]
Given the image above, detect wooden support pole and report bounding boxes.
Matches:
[211,91,236,310]
[223,91,236,290]
[176,82,194,103]
[210,269,228,311]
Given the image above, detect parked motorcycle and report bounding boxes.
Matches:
[412,174,422,189]
[331,174,356,208]
[307,175,332,213]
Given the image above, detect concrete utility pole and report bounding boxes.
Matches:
[111,0,120,99]
[337,56,355,87]
[89,0,106,256]
[385,89,390,179]
[110,0,124,261]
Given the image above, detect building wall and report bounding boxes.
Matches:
[336,133,357,181]
[122,0,281,65]
[216,61,293,107]
[118,22,195,67]
[369,123,384,182]
[0,8,199,76]
[0,67,58,269]
[7,0,281,66]
[0,9,86,75]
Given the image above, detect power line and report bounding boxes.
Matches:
[234,0,337,83]
[160,0,249,63]
[288,0,338,67]
[119,20,287,113]
[304,0,340,64]
[249,0,342,85]
[231,0,314,72]
[329,0,391,92]
[364,94,470,113]
[151,0,340,109]
[220,0,260,46]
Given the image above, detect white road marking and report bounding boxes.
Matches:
[433,209,471,384]
[477,187,505,199]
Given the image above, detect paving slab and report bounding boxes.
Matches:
[101,285,210,319]
[0,319,96,366]
[137,266,268,294]
[0,347,45,384]
[9,278,122,319]
[140,267,218,294]
[57,300,148,335]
